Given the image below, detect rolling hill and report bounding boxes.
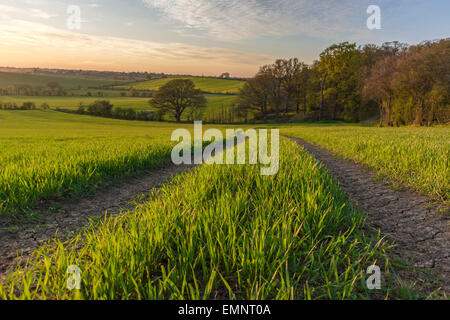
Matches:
[115,76,246,94]
[0,71,120,89]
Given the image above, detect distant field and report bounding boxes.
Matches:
[0,94,237,120]
[281,125,450,205]
[0,72,120,89]
[115,77,245,94]
[0,95,151,110]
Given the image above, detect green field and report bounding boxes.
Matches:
[1,110,447,299]
[0,110,182,216]
[0,95,152,110]
[1,137,389,300]
[281,125,450,205]
[0,94,236,120]
[0,73,240,122]
[115,77,245,94]
[0,72,119,90]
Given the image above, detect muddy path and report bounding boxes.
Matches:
[286,136,449,295]
[0,162,195,277]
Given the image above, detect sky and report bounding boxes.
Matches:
[0,0,449,77]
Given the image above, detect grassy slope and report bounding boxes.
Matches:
[115,77,245,94]
[0,72,118,89]
[0,110,182,216]
[280,125,450,205]
[0,94,237,119]
[1,139,389,300]
[0,95,152,110]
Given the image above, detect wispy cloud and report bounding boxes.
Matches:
[0,4,56,19]
[142,0,378,41]
[0,17,273,76]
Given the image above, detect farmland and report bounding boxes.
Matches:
[280,125,450,205]
[0,110,448,299]
[0,71,119,89]
[115,76,245,94]
[0,94,237,122]
[0,72,239,122]
[0,110,179,217]
[1,138,389,300]
[1,0,448,305]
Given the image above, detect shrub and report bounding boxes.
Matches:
[87,100,113,116]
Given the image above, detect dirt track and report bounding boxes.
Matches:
[287,136,449,295]
[1,136,448,296]
[0,137,246,278]
[0,163,195,277]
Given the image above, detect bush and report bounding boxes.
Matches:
[21,102,36,110]
[77,104,86,114]
[114,107,136,120]
[87,100,113,116]
[137,110,155,121]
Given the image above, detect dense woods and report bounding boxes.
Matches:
[237,39,449,125]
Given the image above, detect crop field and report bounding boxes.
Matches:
[0,72,119,90]
[0,138,389,300]
[0,110,182,217]
[1,0,448,306]
[1,111,448,300]
[0,94,236,115]
[115,77,245,94]
[280,125,450,205]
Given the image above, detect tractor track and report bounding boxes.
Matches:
[0,163,195,278]
[286,135,449,295]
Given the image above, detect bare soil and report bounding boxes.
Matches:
[287,136,449,295]
[0,163,195,277]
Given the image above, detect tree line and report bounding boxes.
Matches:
[236,39,449,126]
[0,101,49,110]
[0,81,153,98]
[75,100,162,121]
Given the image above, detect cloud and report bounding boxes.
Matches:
[0,18,273,76]
[142,0,387,42]
[0,4,56,19]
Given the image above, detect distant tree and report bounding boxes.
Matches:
[87,100,113,116]
[150,79,206,122]
[46,81,61,92]
[317,42,364,121]
[21,102,36,110]
[393,40,449,126]
[363,55,398,126]
[114,107,136,120]
[7,85,16,95]
[237,71,276,119]
[259,60,287,118]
